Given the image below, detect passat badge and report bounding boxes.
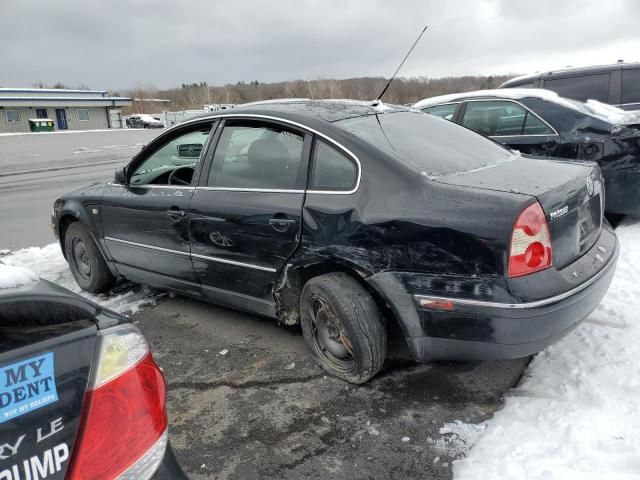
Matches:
[550,205,569,220]
[0,353,58,423]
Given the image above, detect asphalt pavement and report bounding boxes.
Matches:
[0,129,160,249]
[136,296,529,480]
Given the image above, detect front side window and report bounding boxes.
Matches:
[622,69,640,104]
[77,109,89,122]
[422,103,458,121]
[310,140,357,191]
[543,74,611,102]
[129,126,212,186]
[5,110,19,123]
[462,100,553,136]
[208,122,305,190]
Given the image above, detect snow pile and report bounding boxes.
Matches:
[0,129,145,137]
[73,143,145,154]
[452,220,640,480]
[2,244,158,314]
[582,99,640,126]
[0,263,39,289]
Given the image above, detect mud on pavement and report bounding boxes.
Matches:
[133,296,529,480]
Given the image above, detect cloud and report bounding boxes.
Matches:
[0,0,637,90]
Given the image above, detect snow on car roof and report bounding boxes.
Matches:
[0,263,39,290]
[414,88,640,126]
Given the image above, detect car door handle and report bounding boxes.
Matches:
[166,209,186,220]
[269,217,296,231]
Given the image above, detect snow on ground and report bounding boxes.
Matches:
[73,143,145,154]
[0,128,154,137]
[1,243,159,315]
[0,263,39,289]
[449,219,640,480]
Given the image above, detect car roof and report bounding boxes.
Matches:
[185,99,411,124]
[500,61,640,87]
[414,88,640,126]
[413,88,564,108]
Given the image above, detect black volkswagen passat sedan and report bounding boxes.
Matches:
[0,264,186,479]
[52,100,618,384]
[414,89,640,217]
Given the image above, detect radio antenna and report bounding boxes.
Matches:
[375,25,428,103]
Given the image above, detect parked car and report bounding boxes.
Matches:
[52,100,618,384]
[499,61,640,112]
[415,89,640,216]
[0,264,186,479]
[127,114,164,129]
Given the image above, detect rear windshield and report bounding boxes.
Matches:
[335,111,514,177]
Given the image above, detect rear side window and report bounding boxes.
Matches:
[462,101,553,136]
[310,140,357,191]
[543,74,611,102]
[422,103,458,121]
[336,111,515,178]
[621,69,640,104]
[209,122,305,190]
[522,113,553,134]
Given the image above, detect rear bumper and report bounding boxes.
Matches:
[152,443,188,479]
[367,224,619,362]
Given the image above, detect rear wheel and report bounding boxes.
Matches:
[300,273,386,384]
[64,222,115,293]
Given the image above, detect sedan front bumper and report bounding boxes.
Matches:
[367,224,619,362]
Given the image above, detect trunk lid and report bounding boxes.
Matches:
[435,155,603,269]
[0,280,98,480]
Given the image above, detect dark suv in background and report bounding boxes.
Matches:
[500,62,640,111]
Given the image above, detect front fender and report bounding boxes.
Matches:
[53,186,118,277]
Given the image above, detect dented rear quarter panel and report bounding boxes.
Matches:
[293,133,526,280]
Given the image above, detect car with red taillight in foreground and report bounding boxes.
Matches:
[0,264,187,479]
[52,100,619,384]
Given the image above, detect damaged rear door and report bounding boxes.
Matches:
[188,118,312,315]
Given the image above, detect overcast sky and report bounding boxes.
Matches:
[1,0,638,91]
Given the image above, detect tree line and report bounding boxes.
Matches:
[121,74,514,113]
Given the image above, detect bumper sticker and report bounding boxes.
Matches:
[0,353,59,424]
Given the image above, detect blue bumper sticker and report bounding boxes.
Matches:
[0,352,58,424]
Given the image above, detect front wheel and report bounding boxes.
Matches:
[64,222,115,293]
[300,273,387,384]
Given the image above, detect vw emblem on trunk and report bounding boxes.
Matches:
[586,174,595,197]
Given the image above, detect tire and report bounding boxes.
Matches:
[64,222,115,293]
[300,272,387,384]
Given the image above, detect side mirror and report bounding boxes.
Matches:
[114,167,127,185]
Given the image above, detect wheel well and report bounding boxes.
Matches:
[58,214,78,258]
[276,262,403,337]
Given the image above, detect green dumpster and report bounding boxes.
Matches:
[28,118,55,132]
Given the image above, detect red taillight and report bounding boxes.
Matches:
[66,327,168,480]
[508,202,552,278]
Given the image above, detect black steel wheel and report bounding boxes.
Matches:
[64,222,115,293]
[300,273,386,384]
